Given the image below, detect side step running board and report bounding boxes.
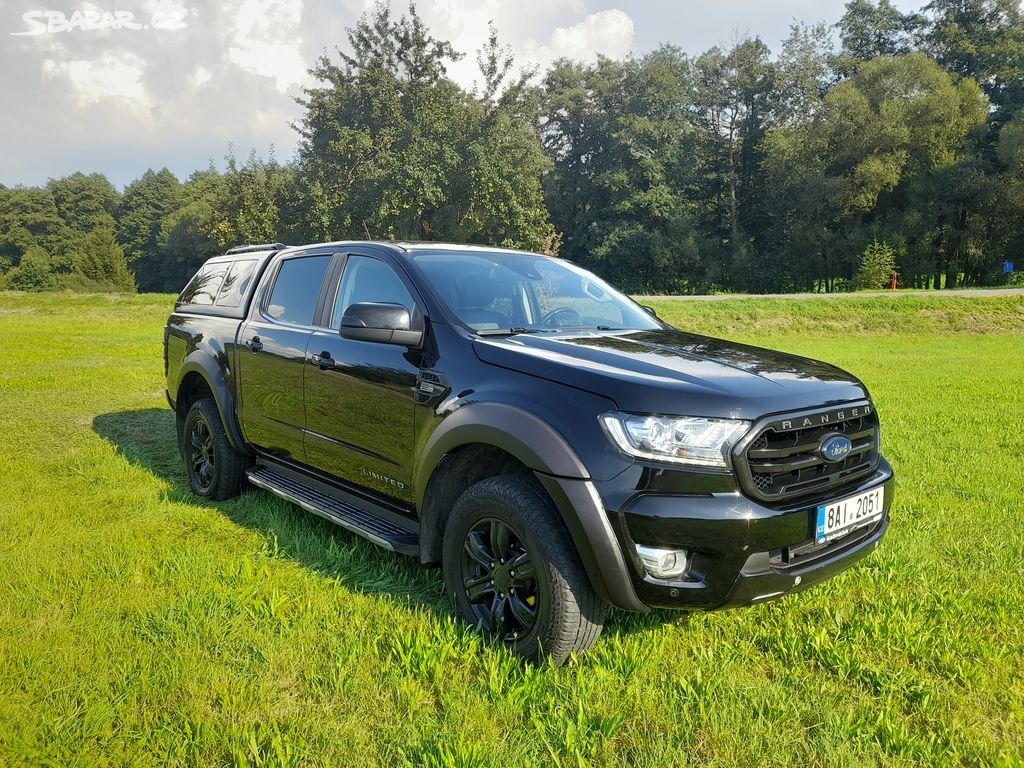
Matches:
[246,466,419,555]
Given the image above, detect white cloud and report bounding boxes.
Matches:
[418,2,635,90]
[226,0,308,92]
[192,65,212,87]
[3,0,638,186]
[41,52,152,111]
[226,40,307,92]
[546,9,635,61]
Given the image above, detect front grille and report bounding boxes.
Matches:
[735,402,880,503]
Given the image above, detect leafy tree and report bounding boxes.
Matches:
[116,168,181,291]
[47,173,119,235]
[835,0,919,73]
[0,187,71,270]
[775,23,835,123]
[5,246,53,290]
[979,112,1024,279]
[542,48,702,292]
[765,54,986,290]
[206,149,287,249]
[1,0,1021,297]
[997,112,1024,173]
[155,170,227,292]
[691,38,778,285]
[855,240,897,288]
[296,2,553,249]
[919,0,1024,115]
[70,226,135,291]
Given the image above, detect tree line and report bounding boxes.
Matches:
[2,0,1023,295]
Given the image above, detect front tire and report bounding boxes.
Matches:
[442,474,607,664]
[182,398,246,500]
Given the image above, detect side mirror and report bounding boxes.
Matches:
[340,302,423,346]
[642,305,659,318]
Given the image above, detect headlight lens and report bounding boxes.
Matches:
[599,412,750,468]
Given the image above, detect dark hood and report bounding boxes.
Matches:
[472,328,869,419]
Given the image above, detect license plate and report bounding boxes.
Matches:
[815,486,884,544]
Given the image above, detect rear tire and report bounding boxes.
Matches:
[442,474,607,664]
[182,398,246,500]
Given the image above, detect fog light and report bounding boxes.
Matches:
[635,544,689,580]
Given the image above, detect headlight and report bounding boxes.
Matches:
[599,412,750,468]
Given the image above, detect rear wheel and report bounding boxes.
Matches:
[442,474,607,664]
[182,398,246,500]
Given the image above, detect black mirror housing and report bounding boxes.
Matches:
[340,302,423,346]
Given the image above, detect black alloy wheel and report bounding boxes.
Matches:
[181,397,246,500]
[461,518,538,641]
[442,474,607,664]
[187,416,215,491]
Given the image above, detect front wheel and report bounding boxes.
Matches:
[182,398,246,500]
[442,474,607,664]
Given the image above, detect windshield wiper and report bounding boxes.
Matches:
[547,325,628,332]
[477,326,635,336]
[476,327,546,337]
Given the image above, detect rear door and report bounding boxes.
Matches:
[237,252,335,461]
[303,251,421,503]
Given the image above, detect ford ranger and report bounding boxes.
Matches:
[164,241,893,663]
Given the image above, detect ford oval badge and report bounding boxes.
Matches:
[820,434,853,463]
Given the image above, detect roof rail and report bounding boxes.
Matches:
[225,243,287,255]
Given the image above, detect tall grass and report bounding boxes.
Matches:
[0,291,1021,766]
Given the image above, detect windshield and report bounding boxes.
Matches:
[412,250,662,333]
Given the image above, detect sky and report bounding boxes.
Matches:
[0,0,922,189]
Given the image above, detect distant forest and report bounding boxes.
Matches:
[3,0,1024,295]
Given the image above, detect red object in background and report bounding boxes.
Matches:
[891,271,899,290]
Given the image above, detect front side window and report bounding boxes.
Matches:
[331,255,415,328]
[265,255,332,325]
[413,251,661,332]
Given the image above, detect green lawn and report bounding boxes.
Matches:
[0,291,1022,767]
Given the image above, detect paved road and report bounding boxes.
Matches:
[635,288,1024,301]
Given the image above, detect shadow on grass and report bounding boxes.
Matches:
[92,407,686,641]
[91,408,449,617]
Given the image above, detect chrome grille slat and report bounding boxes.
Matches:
[747,441,873,472]
[747,429,875,459]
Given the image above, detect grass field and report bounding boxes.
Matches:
[0,291,1022,767]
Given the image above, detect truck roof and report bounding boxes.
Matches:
[174,241,549,319]
[281,240,543,259]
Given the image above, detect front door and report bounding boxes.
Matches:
[237,253,334,461]
[303,253,420,504]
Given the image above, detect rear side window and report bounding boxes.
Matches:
[265,255,332,325]
[215,259,258,308]
[179,262,228,306]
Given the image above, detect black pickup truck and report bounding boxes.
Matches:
[164,241,893,663]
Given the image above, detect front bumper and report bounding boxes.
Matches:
[719,517,887,607]
[602,458,894,610]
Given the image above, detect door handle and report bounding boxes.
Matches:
[311,352,335,370]
[247,336,263,352]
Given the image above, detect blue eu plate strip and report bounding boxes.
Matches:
[815,507,827,544]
